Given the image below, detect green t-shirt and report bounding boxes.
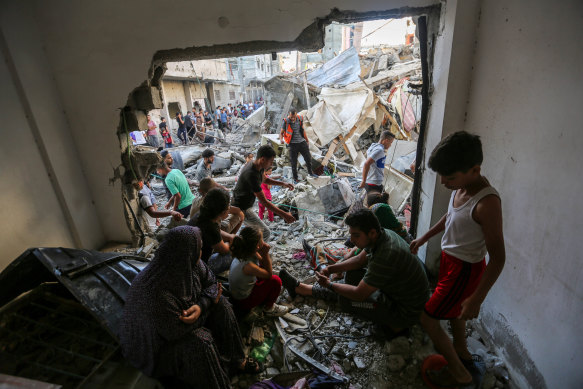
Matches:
[370,203,408,241]
[363,229,429,313]
[165,169,195,210]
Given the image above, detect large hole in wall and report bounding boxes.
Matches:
[116,6,440,247]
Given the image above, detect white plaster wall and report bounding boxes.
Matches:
[462,0,583,387]
[0,40,72,269]
[0,3,105,270]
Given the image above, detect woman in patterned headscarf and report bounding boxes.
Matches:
[119,226,258,388]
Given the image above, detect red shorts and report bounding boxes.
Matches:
[424,251,486,320]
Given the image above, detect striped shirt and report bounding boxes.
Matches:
[363,229,429,313]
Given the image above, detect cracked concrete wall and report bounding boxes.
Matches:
[462,0,583,387]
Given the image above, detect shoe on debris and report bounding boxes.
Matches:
[279,269,300,299]
[264,303,289,317]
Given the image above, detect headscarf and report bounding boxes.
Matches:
[119,226,219,375]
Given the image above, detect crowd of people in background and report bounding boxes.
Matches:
[132,100,264,149]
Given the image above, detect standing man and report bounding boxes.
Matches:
[195,149,215,182]
[279,108,317,183]
[204,110,212,129]
[184,111,195,142]
[175,112,187,145]
[220,109,228,132]
[145,114,159,147]
[359,130,395,193]
[156,161,195,218]
[232,145,296,241]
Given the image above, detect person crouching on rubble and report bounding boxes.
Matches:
[232,145,296,241]
[280,209,429,336]
[228,226,289,317]
[409,131,505,388]
[359,130,395,193]
[367,191,412,243]
[188,188,236,275]
[190,178,244,234]
[134,179,183,229]
[119,226,261,389]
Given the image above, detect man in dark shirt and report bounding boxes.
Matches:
[233,145,295,240]
[184,111,195,141]
[279,108,317,183]
[175,112,187,145]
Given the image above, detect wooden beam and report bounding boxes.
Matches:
[321,138,339,167]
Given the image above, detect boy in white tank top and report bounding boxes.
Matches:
[410,131,506,387]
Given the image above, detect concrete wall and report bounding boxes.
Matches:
[0,3,104,270]
[415,0,583,387]
[165,59,228,80]
[463,1,583,387]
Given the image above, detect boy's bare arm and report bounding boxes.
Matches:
[410,213,447,254]
[459,195,505,319]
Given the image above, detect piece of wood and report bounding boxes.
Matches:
[321,139,339,167]
[303,73,311,110]
[336,172,355,177]
[377,101,409,140]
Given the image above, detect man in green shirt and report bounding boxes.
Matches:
[280,209,429,332]
[157,161,195,218]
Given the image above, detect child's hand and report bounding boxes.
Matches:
[409,238,425,254]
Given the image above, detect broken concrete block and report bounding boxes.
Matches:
[353,356,366,369]
[307,175,331,188]
[317,178,355,215]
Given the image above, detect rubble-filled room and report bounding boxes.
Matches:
[1,1,581,389]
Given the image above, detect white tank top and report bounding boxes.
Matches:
[441,186,500,263]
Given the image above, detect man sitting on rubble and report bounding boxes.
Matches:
[195,148,215,182]
[359,130,395,193]
[279,108,318,183]
[232,145,296,241]
[279,209,429,335]
[157,161,195,218]
[190,177,244,234]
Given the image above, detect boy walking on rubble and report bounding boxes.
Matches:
[359,130,395,193]
[410,131,505,388]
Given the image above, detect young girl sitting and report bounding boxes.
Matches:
[228,227,289,316]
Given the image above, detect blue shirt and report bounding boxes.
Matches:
[220,112,228,123]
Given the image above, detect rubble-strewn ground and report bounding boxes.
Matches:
[130,127,512,388]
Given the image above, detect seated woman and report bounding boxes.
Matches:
[228,226,289,316]
[367,191,412,243]
[188,188,235,275]
[119,226,260,389]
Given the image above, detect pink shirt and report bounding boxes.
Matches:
[147,120,157,136]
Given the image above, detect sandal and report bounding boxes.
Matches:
[240,357,263,374]
[427,366,473,388]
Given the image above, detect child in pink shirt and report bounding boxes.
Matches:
[259,167,274,222]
